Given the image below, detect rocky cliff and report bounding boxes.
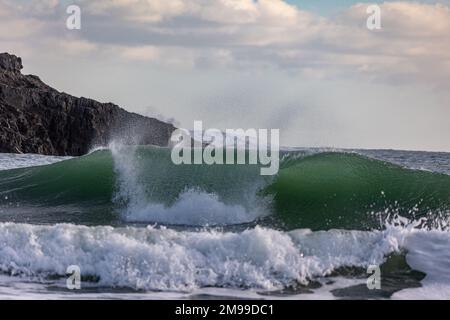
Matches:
[0,52,175,156]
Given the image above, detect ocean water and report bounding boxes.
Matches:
[0,146,448,299]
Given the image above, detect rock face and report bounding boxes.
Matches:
[0,52,176,156]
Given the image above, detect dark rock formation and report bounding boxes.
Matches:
[0,52,175,156]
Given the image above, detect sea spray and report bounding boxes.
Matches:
[109,142,271,226]
[0,214,447,294]
[110,142,147,220]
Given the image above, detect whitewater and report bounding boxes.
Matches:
[0,146,449,299]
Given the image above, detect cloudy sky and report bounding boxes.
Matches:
[1,0,449,151]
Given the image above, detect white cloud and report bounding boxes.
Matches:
[0,2,48,40]
[84,0,187,22]
[3,0,450,86]
[119,45,161,61]
[81,0,303,25]
[2,0,59,16]
[72,0,450,86]
[59,38,98,55]
[1,0,449,150]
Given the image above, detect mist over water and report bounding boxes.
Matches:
[110,142,272,226]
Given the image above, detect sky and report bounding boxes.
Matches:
[0,0,449,151]
[287,0,450,15]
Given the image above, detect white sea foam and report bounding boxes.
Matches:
[0,149,449,299]
[0,218,448,298]
[393,229,450,299]
[0,222,416,292]
[123,188,264,225]
[110,142,268,225]
[0,153,71,171]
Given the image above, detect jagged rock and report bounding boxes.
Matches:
[0,53,23,73]
[0,52,175,156]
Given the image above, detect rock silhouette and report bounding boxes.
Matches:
[0,52,175,156]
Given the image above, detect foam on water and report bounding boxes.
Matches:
[0,223,380,292]
[0,149,449,298]
[0,153,71,171]
[1,217,447,295]
[392,230,450,299]
[110,142,268,226]
[0,211,448,298]
[123,188,265,225]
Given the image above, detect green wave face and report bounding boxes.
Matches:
[117,147,267,206]
[0,147,449,230]
[0,151,116,224]
[266,152,450,230]
[0,151,114,204]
